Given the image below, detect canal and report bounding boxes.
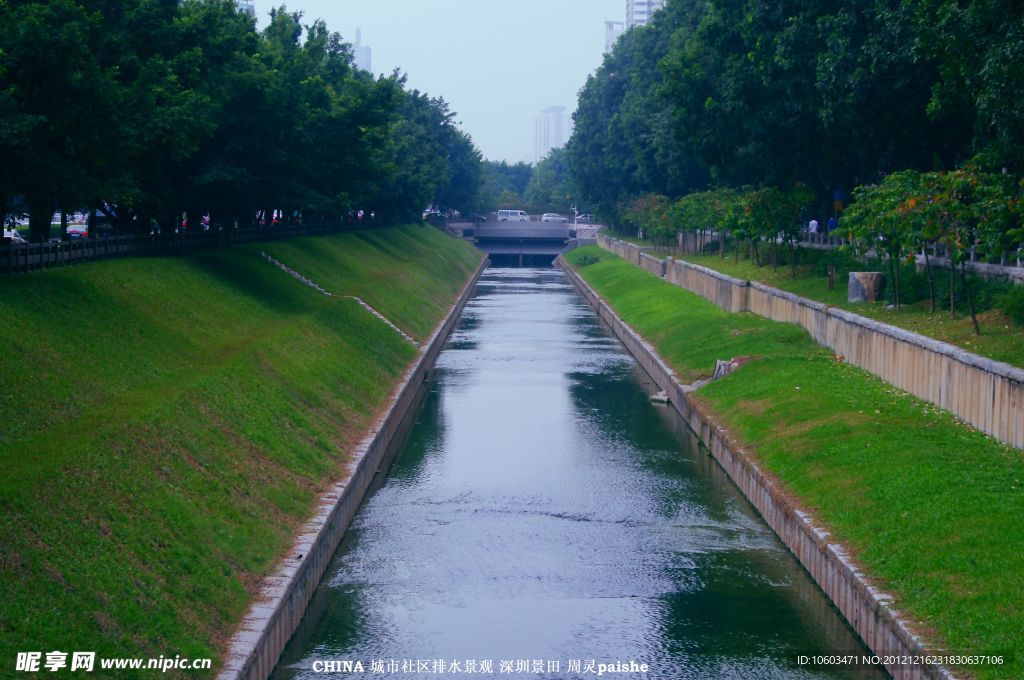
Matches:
[272,267,883,679]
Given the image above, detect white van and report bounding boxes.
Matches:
[496,209,529,222]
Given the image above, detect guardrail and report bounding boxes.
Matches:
[796,230,1023,282]
[1,222,368,275]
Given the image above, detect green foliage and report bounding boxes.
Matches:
[523,147,577,214]
[566,0,1024,238]
[478,160,533,212]
[914,0,1024,172]
[844,166,1023,315]
[624,193,672,245]
[566,2,708,223]
[0,1,483,233]
[997,286,1024,326]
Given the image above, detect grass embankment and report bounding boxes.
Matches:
[672,247,1024,367]
[0,225,483,674]
[565,246,1024,680]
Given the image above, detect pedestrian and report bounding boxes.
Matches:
[827,216,837,233]
[809,218,819,234]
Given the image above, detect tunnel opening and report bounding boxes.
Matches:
[485,253,558,267]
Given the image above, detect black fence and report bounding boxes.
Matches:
[1,221,370,275]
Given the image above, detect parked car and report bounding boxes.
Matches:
[541,213,568,223]
[67,224,88,240]
[2,227,27,245]
[576,214,594,223]
[497,209,529,222]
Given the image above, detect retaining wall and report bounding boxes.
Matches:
[217,256,488,680]
[595,234,1024,450]
[558,256,952,680]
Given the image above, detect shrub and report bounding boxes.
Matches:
[996,285,1024,325]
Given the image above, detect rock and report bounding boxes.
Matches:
[848,271,885,303]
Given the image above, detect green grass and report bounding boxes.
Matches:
[0,225,483,676]
[672,246,1024,368]
[565,246,1024,679]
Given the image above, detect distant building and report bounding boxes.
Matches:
[236,0,255,17]
[535,106,568,163]
[626,0,665,28]
[604,20,625,53]
[352,28,372,72]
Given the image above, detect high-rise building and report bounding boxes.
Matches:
[535,106,568,163]
[352,28,372,73]
[625,0,665,28]
[236,0,255,17]
[604,20,625,53]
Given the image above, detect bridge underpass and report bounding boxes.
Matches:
[472,222,575,266]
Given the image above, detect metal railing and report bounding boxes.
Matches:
[1,221,370,275]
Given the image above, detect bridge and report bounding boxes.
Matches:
[471,222,575,266]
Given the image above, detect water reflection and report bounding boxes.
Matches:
[272,268,884,679]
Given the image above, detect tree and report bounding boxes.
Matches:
[0,1,481,236]
[479,161,532,213]
[914,0,1024,172]
[524,148,576,214]
[0,0,115,239]
[845,175,915,309]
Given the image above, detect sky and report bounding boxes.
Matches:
[266,0,624,163]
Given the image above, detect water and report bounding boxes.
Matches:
[272,268,884,679]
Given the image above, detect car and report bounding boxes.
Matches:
[497,209,529,222]
[67,224,89,240]
[2,227,27,245]
[541,213,568,223]
[576,214,594,223]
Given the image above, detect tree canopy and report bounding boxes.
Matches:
[0,1,483,239]
[569,0,1022,237]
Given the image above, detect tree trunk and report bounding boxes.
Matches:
[29,200,52,242]
[923,247,935,313]
[887,254,897,307]
[789,242,797,278]
[895,248,902,310]
[771,240,777,272]
[60,210,68,240]
[949,263,956,319]
[961,261,981,335]
[752,239,760,267]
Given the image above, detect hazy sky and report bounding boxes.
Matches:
[270,0,624,162]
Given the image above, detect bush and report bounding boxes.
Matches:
[996,285,1024,325]
[702,237,727,254]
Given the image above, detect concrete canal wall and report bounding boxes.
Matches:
[218,257,488,680]
[558,255,954,680]
[597,234,1024,451]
